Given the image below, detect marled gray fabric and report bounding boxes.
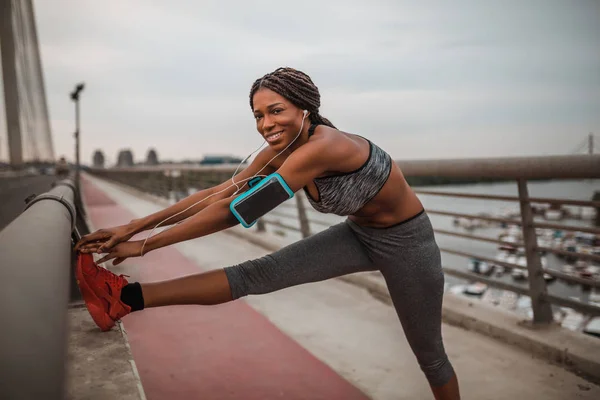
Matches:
[224,211,455,387]
[304,138,392,216]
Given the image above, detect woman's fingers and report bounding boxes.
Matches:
[78,240,107,253]
[96,252,116,264]
[97,236,121,254]
[75,230,109,250]
[81,240,103,248]
[77,234,124,254]
[75,232,103,249]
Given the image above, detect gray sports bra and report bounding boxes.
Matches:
[303,124,393,216]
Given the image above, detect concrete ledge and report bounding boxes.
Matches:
[440,294,600,383]
[66,306,146,400]
[75,176,147,399]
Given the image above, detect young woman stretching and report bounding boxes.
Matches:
[75,67,460,399]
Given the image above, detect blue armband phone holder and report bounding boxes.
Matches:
[230,173,294,228]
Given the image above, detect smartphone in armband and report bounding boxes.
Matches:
[230,173,294,228]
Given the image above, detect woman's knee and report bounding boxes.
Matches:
[419,354,455,387]
[223,255,280,299]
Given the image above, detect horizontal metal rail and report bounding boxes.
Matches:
[433,229,600,263]
[415,190,521,202]
[536,246,600,263]
[96,154,600,179]
[443,267,600,316]
[308,218,337,228]
[269,210,299,220]
[396,154,600,179]
[261,219,302,233]
[428,209,521,225]
[434,228,522,247]
[544,293,600,316]
[97,163,246,173]
[532,221,600,235]
[439,247,600,288]
[440,247,529,271]
[415,189,600,208]
[443,267,531,296]
[428,209,600,235]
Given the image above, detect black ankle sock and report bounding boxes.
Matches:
[121,282,145,312]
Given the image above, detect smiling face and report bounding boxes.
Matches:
[252,88,307,151]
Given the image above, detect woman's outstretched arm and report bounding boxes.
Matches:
[95,192,242,264]
[76,147,276,253]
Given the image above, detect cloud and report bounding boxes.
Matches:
[29,0,600,165]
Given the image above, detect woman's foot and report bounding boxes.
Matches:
[75,253,131,331]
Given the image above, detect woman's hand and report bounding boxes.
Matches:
[75,222,140,254]
[96,240,145,266]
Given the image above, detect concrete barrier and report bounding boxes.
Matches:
[0,180,76,400]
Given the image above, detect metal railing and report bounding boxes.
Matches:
[0,179,77,400]
[89,155,600,323]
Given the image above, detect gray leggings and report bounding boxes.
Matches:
[224,211,454,387]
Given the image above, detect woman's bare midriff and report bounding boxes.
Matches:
[347,163,424,228]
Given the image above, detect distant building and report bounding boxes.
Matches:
[199,155,245,165]
[92,150,105,168]
[146,149,159,165]
[117,149,134,167]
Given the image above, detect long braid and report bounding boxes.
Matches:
[249,67,336,129]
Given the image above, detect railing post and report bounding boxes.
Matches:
[593,191,600,227]
[200,173,210,190]
[517,178,553,324]
[296,193,311,238]
[162,170,171,199]
[183,170,189,196]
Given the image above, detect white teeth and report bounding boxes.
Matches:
[266,132,283,142]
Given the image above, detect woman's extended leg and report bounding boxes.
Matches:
[80,221,376,331]
[141,269,233,307]
[132,222,376,309]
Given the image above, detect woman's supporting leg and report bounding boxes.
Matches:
[347,214,460,399]
[431,373,460,400]
[381,252,459,399]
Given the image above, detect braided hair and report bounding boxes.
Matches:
[249,67,336,129]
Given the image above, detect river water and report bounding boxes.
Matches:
[417,179,599,304]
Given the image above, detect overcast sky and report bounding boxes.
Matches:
[33,0,599,165]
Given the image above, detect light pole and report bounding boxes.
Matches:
[70,83,84,190]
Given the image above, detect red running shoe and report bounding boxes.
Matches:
[76,252,131,331]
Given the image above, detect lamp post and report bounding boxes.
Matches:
[70,83,84,190]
